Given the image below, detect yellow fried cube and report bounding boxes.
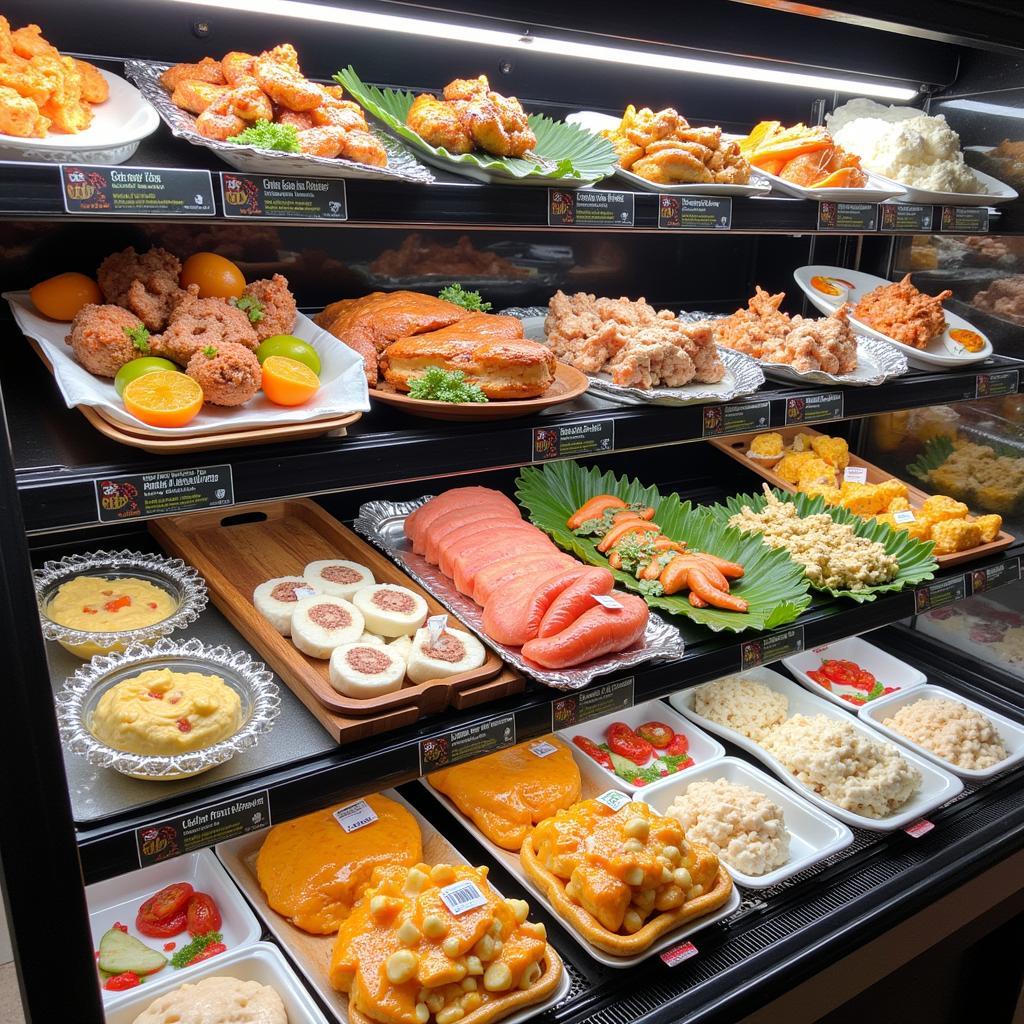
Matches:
[776,451,818,484]
[810,435,850,470]
[930,519,981,555]
[749,432,784,457]
[837,481,886,517]
[873,479,909,508]
[797,457,837,490]
[790,433,817,453]
[920,494,969,523]
[803,483,840,505]
[973,514,1003,543]
[886,496,912,513]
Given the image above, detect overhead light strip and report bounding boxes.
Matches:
[167,0,919,100]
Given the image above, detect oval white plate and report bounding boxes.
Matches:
[793,264,993,368]
[871,165,1017,207]
[754,166,905,203]
[0,68,158,165]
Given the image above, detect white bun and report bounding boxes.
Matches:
[387,634,413,665]
[253,577,319,636]
[291,595,364,658]
[352,584,428,637]
[303,559,375,599]
[406,626,486,684]
[329,642,405,698]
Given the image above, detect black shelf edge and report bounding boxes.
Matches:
[14,355,1023,534]
[74,543,1023,883]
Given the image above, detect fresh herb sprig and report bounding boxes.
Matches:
[123,324,150,353]
[227,120,300,153]
[408,366,488,404]
[170,931,223,969]
[438,283,491,313]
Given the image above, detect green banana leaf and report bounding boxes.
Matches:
[906,435,954,482]
[335,66,616,182]
[704,488,937,602]
[515,461,811,633]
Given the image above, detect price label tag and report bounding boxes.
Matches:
[878,203,934,232]
[419,713,516,775]
[61,164,215,216]
[440,880,488,915]
[596,789,632,811]
[293,586,318,599]
[976,370,1019,399]
[784,392,844,425]
[532,421,614,462]
[914,575,967,614]
[658,195,732,230]
[548,188,634,227]
[904,819,934,838]
[968,557,1020,595]
[220,172,346,220]
[333,799,378,833]
[817,201,878,231]
[529,741,559,758]
[427,614,448,645]
[660,941,699,967]
[843,466,868,483]
[702,400,771,438]
[95,465,234,523]
[593,594,624,610]
[893,510,917,524]
[551,677,634,729]
[940,206,989,233]
[740,626,804,670]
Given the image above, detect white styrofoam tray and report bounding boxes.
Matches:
[858,683,1024,781]
[556,697,724,794]
[87,848,261,1006]
[783,635,927,710]
[640,756,853,889]
[669,668,963,831]
[103,942,332,1024]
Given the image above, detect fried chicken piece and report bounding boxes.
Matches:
[0,83,48,136]
[338,128,387,167]
[853,274,951,349]
[297,124,347,158]
[462,89,535,157]
[196,92,246,141]
[38,56,93,133]
[97,247,186,332]
[442,76,490,102]
[171,79,229,115]
[221,52,256,87]
[185,340,261,406]
[623,107,686,149]
[152,294,258,364]
[632,146,714,184]
[276,107,315,130]
[762,303,858,374]
[608,329,695,388]
[161,57,226,91]
[407,93,473,153]
[238,274,296,342]
[254,51,322,112]
[72,60,109,104]
[10,23,58,59]
[712,287,794,359]
[310,92,368,131]
[65,304,147,378]
[0,62,53,107]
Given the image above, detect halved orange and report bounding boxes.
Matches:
[123,370,204,428]
[262,355,319,406]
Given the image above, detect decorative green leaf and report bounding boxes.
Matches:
[515,461,812,633]
[703,488,937,602]
[335,67,616,182]
[906,435,954,482]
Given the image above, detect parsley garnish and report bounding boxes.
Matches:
[170,931,222,969]
[438,283,492,313]
[408,366,488,404]
[123,324,150,353]
[232,294,264,324]
[227,119,300,153]
[202,345,218,358]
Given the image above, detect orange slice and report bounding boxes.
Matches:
[122,370,204,428]
[262,355,319,406]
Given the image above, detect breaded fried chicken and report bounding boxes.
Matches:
[97,246,187,331]
[712,287,795,359]
[853,273,950,348]
[66,304,148,378]
[152,293,258,365]
[762,303,858,374]
[185,341,261,406]
[236,273,297,342]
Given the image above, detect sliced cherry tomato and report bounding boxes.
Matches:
[104,972,141,991]
[606,722,654,766]
[138,882,194,925]
[572,735,613,771]
[807,669,832,690]
[187,941,227,966]
[636,722,674,748]
[665,732,690,757]
[136,908,188,939]
[186,893,222,937]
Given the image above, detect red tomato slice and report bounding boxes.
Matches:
[186,893,222,937]
[138,882,194,925]
[665,732,689,757]
[606,722,654,766]
[636,722,674,748]
[572,735,613,770]
[188,941,227,966]
[136,908,188,939]
[103,972,140,991]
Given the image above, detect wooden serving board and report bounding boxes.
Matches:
[711,426,1015,568]
[150,500,518,737]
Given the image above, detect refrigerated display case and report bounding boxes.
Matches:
[1,2,1023,1023]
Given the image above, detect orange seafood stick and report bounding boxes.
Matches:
[596,519,660,553]
[482,568,587,646]
[522,593,648,669]
[567,495,627,530]
[537,567,615,638]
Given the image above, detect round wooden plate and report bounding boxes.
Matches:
[369,362,590,421]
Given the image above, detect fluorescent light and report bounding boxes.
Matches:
[169,0,918,101]
[944,99,1024,120]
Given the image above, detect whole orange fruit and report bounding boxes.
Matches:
[30,272,101,320]
[180,252,246,299]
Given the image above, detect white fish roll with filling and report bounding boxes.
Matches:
[291,594,365,658]
[353,584,429,637]
[303,559,375,599]
[406,626,486,684]
[330,642,406,698]
[253,576,319,636]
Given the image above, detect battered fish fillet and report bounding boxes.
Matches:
[238,274,297,342]
[761,303,858,374]
[97,247,186,332]
[152,293,258,364]
[186,341,261,406]
[66,304,148,378]
[852,273,951,349]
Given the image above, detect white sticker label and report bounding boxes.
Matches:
[843,466,868,483]
[333,799,378,833]
[440,880,487,915]
[529,741,559,758]
[596,789,631,810]
[593,594,623,610]
[894,510,917,524]
[293,586,317,599]
[427,613,448,646]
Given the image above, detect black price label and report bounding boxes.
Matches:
[532,420,614,461]
[784,392,844,425]
[61,164,214,216]
[548,189,634,227]
[817,201,878,231]
[136,790,270,867]
[95,465,234,523]
[658,195,732,230]
[879,203,934,232]
[940,206,989,233]
[740,626,804,669]
[550,677,634,729]
[914,574,967,613]
[220,172,347,220]
[419,713,516,774]
[702,400,771,438]
[968,557,1020,595]
[976,370,1018,399]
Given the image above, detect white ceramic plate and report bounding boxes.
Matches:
[5,292,370,435]
[872,165,1018,207]
[420,771,741,968]
[783,635,927,710]
[566,112,771,196]
[0,68,158,165]
[104,942,332,1024]
[859,683,1024,780]
[641,756,854,889]
[216,790,572,1018]
[556,697,725,795]
[669,668,963,831]
[793,265,993,368]
[755,166,904,203]
[87,849,262,1006]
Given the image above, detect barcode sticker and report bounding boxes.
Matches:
[427,614,448,645]
[529,741,559,758]
[593,594,623,610]
[294,586,317,599]
[333,799,378,833]
[904,819,934,838]
[596,789,631,811]
[660,940,698,967]
[440,880,487,915]
[843,467,867,483]
[894,510,917,524]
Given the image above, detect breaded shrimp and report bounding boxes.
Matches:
[186,341,261,406]
[10,24,58,59]
[338,129,387,166]
[72,60,109,104]
[0,83,48,136]
[66,304,148,378]
[238,274,296,341]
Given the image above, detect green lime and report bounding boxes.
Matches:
[114,357,177,398]
[256,335,321,375]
